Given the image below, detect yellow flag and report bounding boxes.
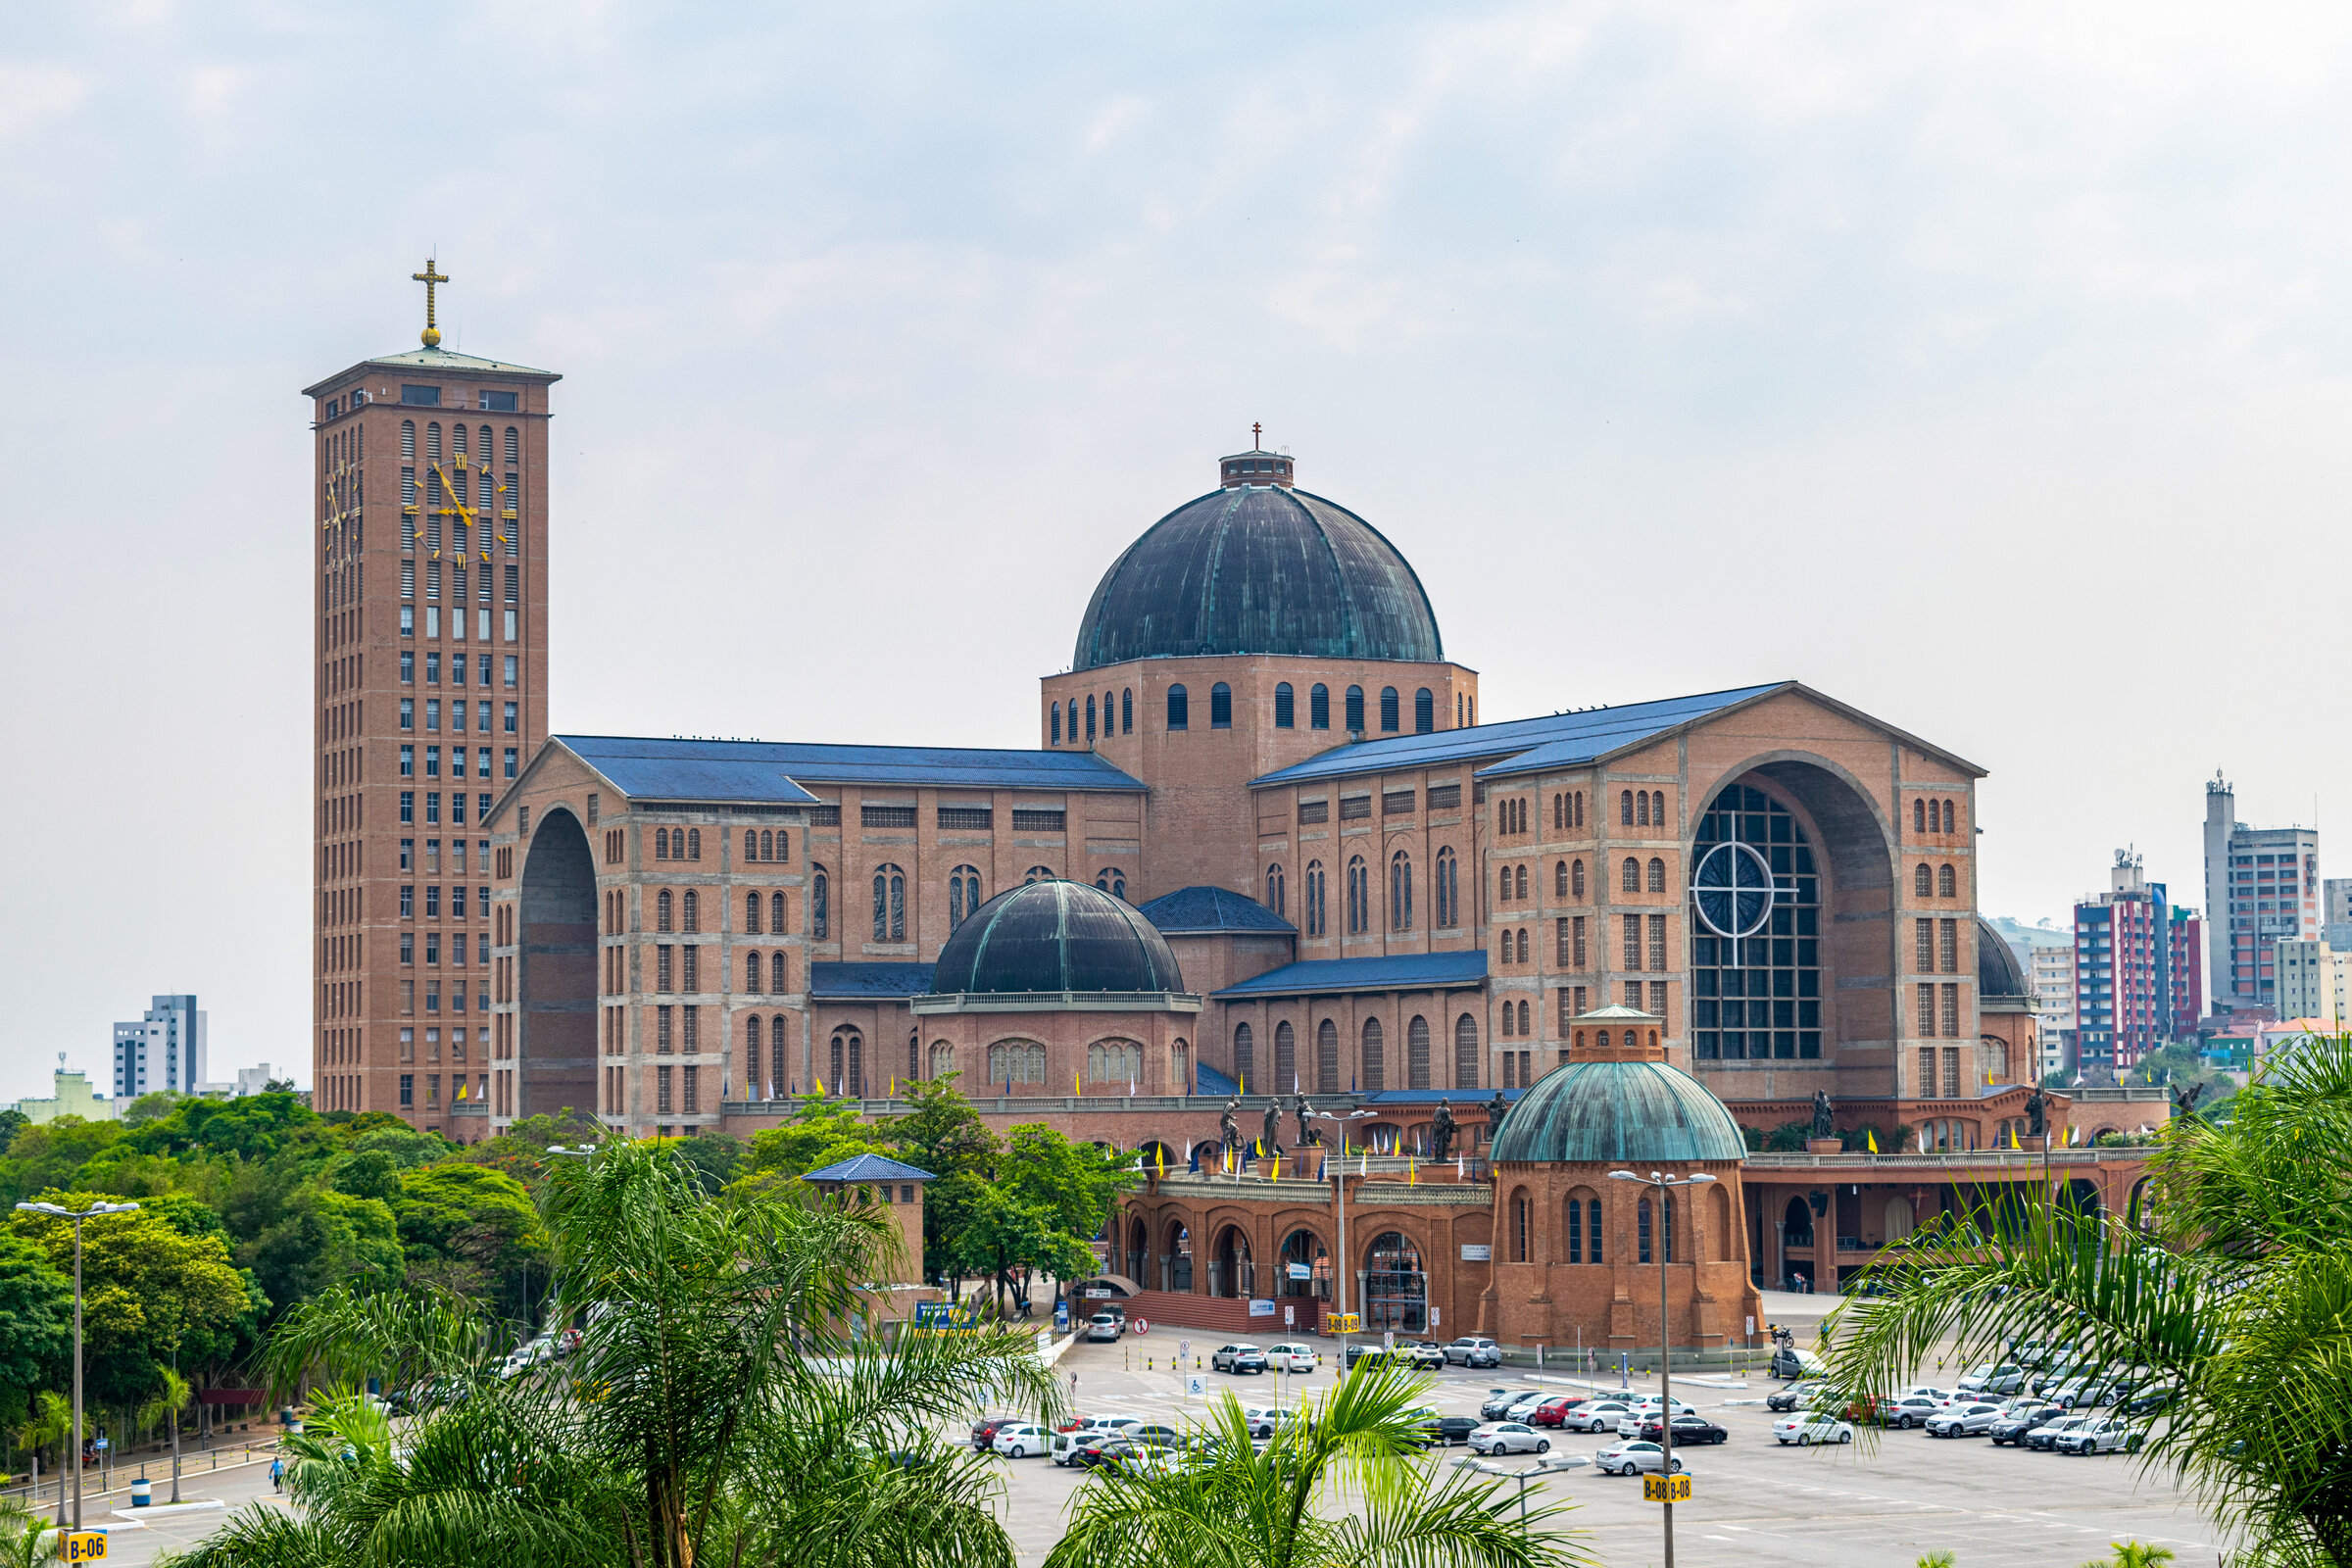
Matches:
[1271,1153,1281,1180]
[456,1080,467,1100]
[1867,1129,1878,1153]
[1076,1070,1083,1097]
[815,1075,826,1096]
[2009,1124,2021,1150]
[1156,1146,1166,1177]
[1408,1158,1417,1185]
[1239,1072,1245,1096]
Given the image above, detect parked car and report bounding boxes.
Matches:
[1957,1363,2027,1396]
[1874,1394,1949,1430]
[991,1422,1054,1458]
[2009,1339,2074,1369]
[1502,1393,1553,1422]
[1266,1343,1321,1373]
[1443,1337,1503,1368]
[1120,1424,1184,1449]
[1771,1347,1826,1379]
[1527,1396,1587,1429]
[1052,1415,1149,1465]
[1212,1344,1268,1374]
[1239,1406,1300,1441]
[1987,1403,2066,1446]
[1398,1341,1449,1369]
[1070,1435,1136,1468]
[1925,1401,2010,1438]
[1432,1415,1482,1446]
[1483,1390,1545,1421]
[1765,1381,1821,1414]
[1615,1398,1698,1438]
[2048,1378,2119,1411]
[1469,1422,1551,1456]
[1085,1313,1123,1343]
[970,1415,1022,1450]
[2030,1360,2086,1396]
[1594,1440,1688,1477]
[2052,1419,2143,1456]
[1772,1415,1854,1446]
[1636,1414,1729,1446]
[2122,1387,2179,1419]
[2025,1416,2098,1452]
[1556,1398,1638,1433]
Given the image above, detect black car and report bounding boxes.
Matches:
[2123,1388,2178,1419]
[1433,1416,1482,1446]
[1765,1382,1819,1413]
[1637,1414,1729,1446]
[1481,1390,1544,1421]
[1074,1437,1136,1468]
[1987,1403,2064,1446]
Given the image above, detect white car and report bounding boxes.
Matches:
[1266,1343,1321,1373]
[1210,1344,1267,1374]
[1084,1313,1123,1343]
[991,1422,1054,1458]
[1594,1440,1687,1477]
[1925,1401,2008,1438]
[1052,1414,1149,1465]
[1505,1393,1556,1422]
[1772,1415,1855,1446]
[1239,1406,1301,1441]
[1468,1422,1550,1455]
[1615,1398,1699,1439]
[1958,1363,2027,1396]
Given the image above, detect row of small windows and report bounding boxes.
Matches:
[1915,862,1960,899]
[1622,790,1667,827]
[1289,849,1462,936]
[1914,797,1960,835]
[399,419,520,466]
[1052,682,1440,741]
[1231,1013,1482,1093]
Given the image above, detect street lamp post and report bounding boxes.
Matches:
[1607,1169,1716,1568]
[1451,1452,1589,1525]
[1308,1106,1374,1367]
[17,1200,140,1532]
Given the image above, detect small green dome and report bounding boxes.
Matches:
[1490,1059,1747,1165]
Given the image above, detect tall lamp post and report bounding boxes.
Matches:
[1308,1105,1374,1367]
[16,1199,140,1532]
[1606,1169,1715,1568]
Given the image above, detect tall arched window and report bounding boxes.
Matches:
[929,1041,955,1079]
[1637,791,1650,827]
[1516,928,1530,963]
[1572,858,1586,899]
[1407,1015,1431,1088]
[1915,862,1933,898]
[1650,791,1665,825]
[1122,688,1133,733]
[1390,852,1413,930]
[401,418,416,459]
[1051,703,1061,744]
[1415,688,1434,733]
[1275,682,1295,728]
[770,951,789,994]
[657,889,674,932]
[1621,858,1641,893]
[1501,1001,1515,1037]
[1621,790,1636,826]
[1435,847,1457,928]
[1316,1018,1340,1093]
[1914,799,1927,833]
[1304,860,1326,936]
[1234,1022,1255,1089]
[745,891,762,935]
[682,890,699,932]
[1086,694,1097,741]
[1310,683,1331,729]
[811,866,829,939]
[1942,800,1956,834]
[746,951,764,994]
[1210,682,1233,729]
[1554,860,1567,898]
[871,865,906,942]
[950,865,983,930]
[1379,686,1399,732]
[770,891,787,934]
[1453,1013,1480,1089]
[1167,684,1189,730]
[1639,1198,1653,1263]
[1497,865,1512,905]
[744,829,758,861]
[1266,863,1286,916]
[687,828,700,860]
[1274,1020,1297,1089]
[746,1011,761,1067]
[1347,856,1369,934]
[1647,857,1666,893]
[1938,863,1957,898]
[656,827,670,860]
[1361,1017,1386,1091]
[1339,685,1366,733]
[1515,864,1528,900]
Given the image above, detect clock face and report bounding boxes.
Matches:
[1690,841,1777,939]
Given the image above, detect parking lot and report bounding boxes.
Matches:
[982,1325,2231,1567]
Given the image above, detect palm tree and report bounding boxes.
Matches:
[1814,1033,2352,1568]
[0,1498,61,1568]
[1047,1359,1589,1568]
[11,1394,70,1529]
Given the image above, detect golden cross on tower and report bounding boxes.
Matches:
[412,257,450,348]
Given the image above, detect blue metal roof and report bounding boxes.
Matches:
[1489,1059,1747,1164]
[1136,885,1298,935]
[557,735,1146,801]
[803,1152,937,1184]
[1196,1060,1239,1097]
[809,962,937,1000]
[1213,951,1488,999]
[1248,684,1790,789]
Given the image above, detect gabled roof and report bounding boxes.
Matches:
[1213,950,1488,999]
[553,735,1146,802]
[809,962,938,1000]
[1250,681,1985,789]
[1136,885,1298,935]
[803,1152,937,1184]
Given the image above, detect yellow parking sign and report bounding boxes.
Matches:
[1642,1473,1692,1504]
[64,1531,110,1562]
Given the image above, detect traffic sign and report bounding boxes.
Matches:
[1284,1305,1296,1326]
[1132,1317,1150,1336]
[64,1532,109,1562]
[1642,1473,1692,1503]
[1185,1373,1206,1397]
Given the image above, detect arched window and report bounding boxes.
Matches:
[1501,1001,1515,1037]
[682,890,699,932]
[1637,791,1650,827]
[1651,791,1665,825]
[1361,1017,1386,1091]
[1315,1018,1340,1093]
[745,892,762,935]
[746,951,764,994]
[687,829,700,860]
[1915,862,1933,898]
[1914,799,1927,834]
[1572,858,1586,899]
[1414,688,1434,733]
[1621,790,1635,826]
[1379,686,1398,732]
[1310,683,1331,729]
[1453,1013,1480,1089]
[1122,688,1133,734]
[656,827,670,860]
[1345,685,1365,732]
[1209,682,1233,728]
[1304,860,1326,936]
[1554,860,1568,898]
[1025,864,1054,884]
[871,864,906,942]
[401,418,416,459]
[1051,702,1062,744]
[657,889,673,932]
[744,829,758,861]
[1647,857,1666,893]
[1390,851,1413,930]
[1622,857,1641,893]
[930,1041,955,1078]
[1639,1198,1653,1263]
[811,867,829,939]
[1497,865,1512,905]
[1275,682,1295,728]
[1407,1015,1431,1088]
[426,421,442,460]
[1516,928,1529,963]
[771,891,787,934]
[1942,800,1956,834]
[1167,684,1189,731]
[1266,863,1286,916]
[1519,999,1532,1037]
[1086,694,1097,741]
[1347,856,1369,934]
[1095,867,1127,900]
[1938,863,1957,899]
[1233,1022,1255,1089]
[1514,864,1528,901]
[1435,847,1457,928]
[950,865,983,930]
[771,951,790,994]
[1274,1020,1297,1089]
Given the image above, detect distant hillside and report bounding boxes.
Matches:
[1985,913,2070,972]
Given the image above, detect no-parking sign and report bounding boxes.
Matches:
[1133,1317,1150,1336]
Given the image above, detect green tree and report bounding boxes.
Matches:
[0,1495,62,1567]
[0,1118,124,1205]
[389,1163,547,1311]
[0,1238,72,1432]
[1048,1361,1585,1568]
[121,1092,321,1162]
[734,1095,896,1192]
[1816,1033,2352,1568]
[453,1108,598,1183]
[122,1092,186,1126]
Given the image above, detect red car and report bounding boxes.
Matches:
[1527,1396,1581,1428]
[969,1415,1021,1450]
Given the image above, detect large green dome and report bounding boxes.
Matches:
[1490,1058,1747,1165]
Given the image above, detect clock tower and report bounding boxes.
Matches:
[302,263,561,1133]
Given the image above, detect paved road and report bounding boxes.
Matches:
[12,1443,288,1566]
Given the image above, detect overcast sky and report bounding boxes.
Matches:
[5,2,2349,1099]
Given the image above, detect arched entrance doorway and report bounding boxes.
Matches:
[1162,1222,1193,1293]
[1125,1215,1146,1281]
[518,808,598,1120]
[1211,1226,1254,1298]
[1279,1228,1330,1301]
[1363,1232,1426,1332]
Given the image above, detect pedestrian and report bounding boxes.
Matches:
[1068,1370,1079,1401]
[270,1455,284,1493]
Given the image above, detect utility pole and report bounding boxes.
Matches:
[1608,1170,1716,1568]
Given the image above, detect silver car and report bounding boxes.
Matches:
[1468,1422,1549,1456]
[1594,1440,1687,1477]
[1925,1401,2008,1438]
[1957,1363,2027,1396]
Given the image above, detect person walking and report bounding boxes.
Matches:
[270,1456,284,1493]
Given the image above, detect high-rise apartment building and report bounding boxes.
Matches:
[113,994,206,1099]
[305,263,559,1128]
[2321,878,2352,952]
[2272,937,2351,1026]
[2030,943,2074,1076]
[2202,772,2318,1012]
[2075,850,2200,1078]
